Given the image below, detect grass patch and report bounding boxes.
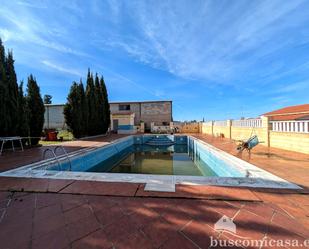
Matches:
[39,130,74,146]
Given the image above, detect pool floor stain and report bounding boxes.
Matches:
[87,144,217,176]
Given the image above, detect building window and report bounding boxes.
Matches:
[119,104,130,111]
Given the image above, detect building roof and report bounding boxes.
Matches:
[269,113,309,121]
[44,104,65,107]
[262,104,309,121]
[109,100,172,104]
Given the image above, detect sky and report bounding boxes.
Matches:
[0,0,309,121]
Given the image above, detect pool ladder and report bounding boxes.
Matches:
[42,146,72,171]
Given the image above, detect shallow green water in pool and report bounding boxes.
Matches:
[87,144,217,176]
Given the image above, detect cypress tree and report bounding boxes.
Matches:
[0,38,7,136]
[64,82,83,138]
[17,81,29,137]
[26,75,45,145]
[5,51,19,135]
[64,70,110,138]
[85,70,97,135]
[100,76,110,133]
[78,80,88,136]
[94,73,104,133]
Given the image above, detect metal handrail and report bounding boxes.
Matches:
[42,148,62,170]
[54,146,72,171]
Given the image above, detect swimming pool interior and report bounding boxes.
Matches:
[42,135,245,177]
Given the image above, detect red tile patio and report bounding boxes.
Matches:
[0,134,308,248]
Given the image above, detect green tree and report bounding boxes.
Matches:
[94,73,103,133]
[17,81,29,137]
[5,51,19,135]
[64,70,110,138]
[0,38,8,136]
[85,70,97,135]
[63,82,83,138]
[43,94,52,104]
[26,75,45,145]
[78,80,88,136]
[100,76,110,133]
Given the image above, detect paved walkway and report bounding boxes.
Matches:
[193,134,309,190]
[0,134,308,248]
[0,188,308,249]
[0,134,128,172]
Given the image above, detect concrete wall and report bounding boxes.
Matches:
[212,125,231,138]
[200,116,309,154]
[141,102,172,129]
[269,132,309,154]
[44,105,66,129]
[45,101,172,132]
[110,101,172,129]
[180,123,200,133]
[231,127,267,143]
[110,103,141,125]
[201,123,213,135]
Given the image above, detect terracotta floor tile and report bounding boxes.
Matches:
[65,215,101,243]
[36,192,62,209]
[31,226,69,249]
[34,203,63,222]
[91,181,140,196]
[142,198,174,213]
[63,203,93,224]
[270,211,309,239]
[0,191,12,201]
[230,209,271,240]
[47,179,75,193]
[0,198,10,209]
[127,206,160,229]
[141,216,178,248]
[160,232,199,249]
[60,181,93,194]
[118,197,145,215]
[253,192,291,204]
[103,215,138,243]
[32,210,66,239]
[206,200,241,218]
[0,219,32,249]
[87,195,118,212]
[95,203,125,226]
[161,207,193,231]
[181,220,219,249]
[190,206,224,228]
[26,178,49,192]
[71,229,112,249]
[114,231,154,249]
[277,203,308,219]
[242,202,275,220]
[60,194,86,211]
[287,194,309,206]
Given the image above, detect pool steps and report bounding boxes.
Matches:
[145,135,175,146]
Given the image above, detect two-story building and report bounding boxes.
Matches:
[44,100,173,133]
[109,100,173,132]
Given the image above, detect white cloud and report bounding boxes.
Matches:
[0,4,87,57]
[99,0,308,83]
[42,60,83,77]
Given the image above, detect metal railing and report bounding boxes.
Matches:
[271,120,309,133]
[213,120,227,126]
[232,118,262,128]
[42,146,72,171]
[42,148,62,170]
[54,146,72,171]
